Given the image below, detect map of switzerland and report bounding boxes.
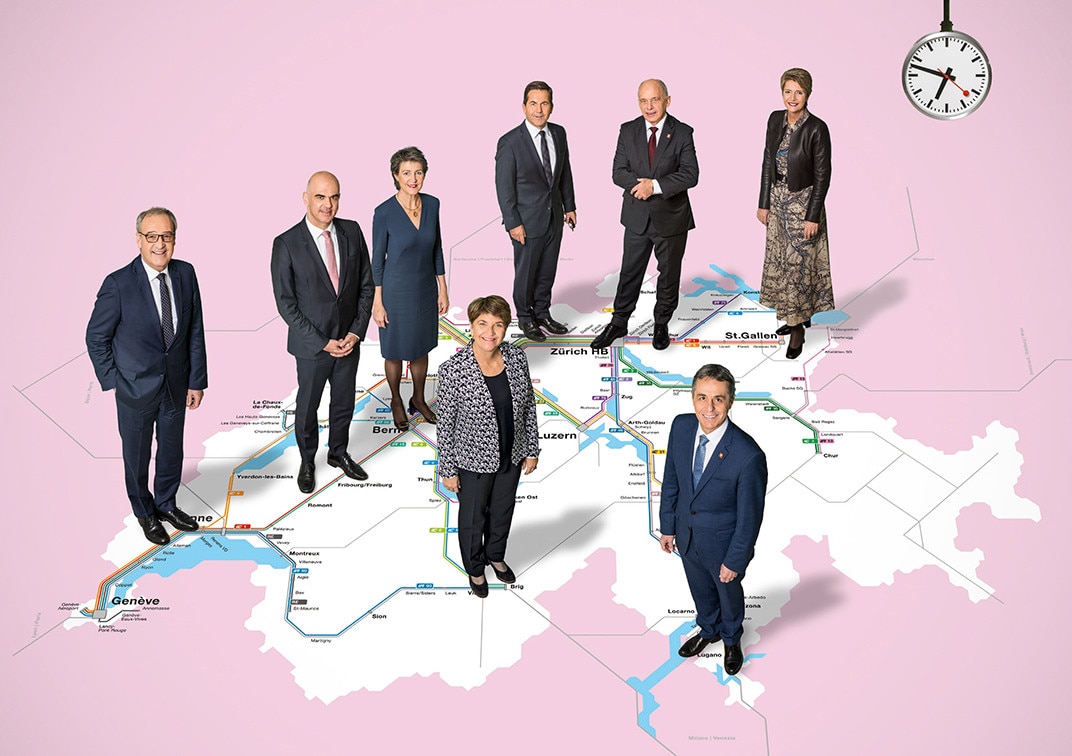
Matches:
[57,266,1035,742]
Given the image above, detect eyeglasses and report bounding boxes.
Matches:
[139,232,176,243]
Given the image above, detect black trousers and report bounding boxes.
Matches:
[456,463,523,577]
[511,223,564,324]
[611,225,688,327]
[116,385,186,519]
[293,345,360,463]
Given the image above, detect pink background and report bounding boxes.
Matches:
[3,1,1070,753]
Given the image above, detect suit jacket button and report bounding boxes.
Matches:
[690,511,696,515]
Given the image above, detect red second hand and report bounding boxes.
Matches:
[937,68,970,97]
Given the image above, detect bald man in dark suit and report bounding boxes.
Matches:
[271,171,375,494]
[592,79,699,352]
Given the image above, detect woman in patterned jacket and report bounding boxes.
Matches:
[436,295,540,598]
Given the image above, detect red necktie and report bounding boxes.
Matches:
[648,126,657,168]
[322,230,339,293]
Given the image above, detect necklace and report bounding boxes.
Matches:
[398,194,421,218]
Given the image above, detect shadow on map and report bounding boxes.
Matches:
[755,571,844,641]
[508,504,610,576]
[837,276,908,328]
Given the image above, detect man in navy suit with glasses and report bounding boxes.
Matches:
[86,207,208,545]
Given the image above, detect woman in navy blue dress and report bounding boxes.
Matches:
[372,147,449,430]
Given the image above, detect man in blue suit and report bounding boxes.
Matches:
[495,80,577,343]
[86,207,208,545]
[659,364,767,675]
[271,171,374,494]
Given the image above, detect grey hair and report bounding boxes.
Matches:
[691,364,736,400]
[136,206,177,233]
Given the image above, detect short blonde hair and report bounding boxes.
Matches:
[780,68,813,99]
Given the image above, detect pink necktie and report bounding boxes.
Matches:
[322,230,339,293]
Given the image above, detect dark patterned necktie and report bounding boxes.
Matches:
[648,126,658,168]
[158,273,174,348]
[539,130,553,186]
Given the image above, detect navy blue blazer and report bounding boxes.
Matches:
[612,113,699,237]
[86,257,207,409]
[270,217,374,359]
[659,416,767,574]
[494,121,577,238]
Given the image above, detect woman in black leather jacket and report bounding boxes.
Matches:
[756,68,835,359]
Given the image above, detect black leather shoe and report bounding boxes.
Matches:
[491,562,516,583]
[519,321,547,342]
[652,323,670,351]
[775,319,811,336]
[590,323,627,350]
[785,325,805,360]
[678,632,720,658]
[137,516,170,545]
[158,507,198,532]
[724,642,744,675]
[327,453,368,481]
[536,316,569,335]
[297,462,315,493]
[469,574,489,598]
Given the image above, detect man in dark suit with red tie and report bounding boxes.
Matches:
[495,80,577,342]
[86,207,208,545]
[271,171,374,494]
[592,79,699,351]
[659,364,767,676]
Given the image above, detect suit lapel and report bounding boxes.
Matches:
[169,264,185,337]
[130,259,164,345]
[677,415,698,499]
[549,125,563,186]
[334,224,349,293]
[301,222,336,297]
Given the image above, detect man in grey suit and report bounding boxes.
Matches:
[495,80,577,343]
[271,171,375,494]
[659,364,767,676]
[592,79,699,351]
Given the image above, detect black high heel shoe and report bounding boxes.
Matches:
[775,318,811,336]
[491,562,516,583]
[390,398,409,431]
[785,325,805,360]
[408,399,437,425]
[469,574,489,598]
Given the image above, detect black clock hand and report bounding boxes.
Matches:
[909,63,946,78]
[935,67,953,99]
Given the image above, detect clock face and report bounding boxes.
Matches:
[902,30,992,119]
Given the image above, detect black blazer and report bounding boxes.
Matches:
[86,257,207,409]
[612,113,699,236]
[757,109,831,224]
[270,217,374,358]
[494,121,577,238]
